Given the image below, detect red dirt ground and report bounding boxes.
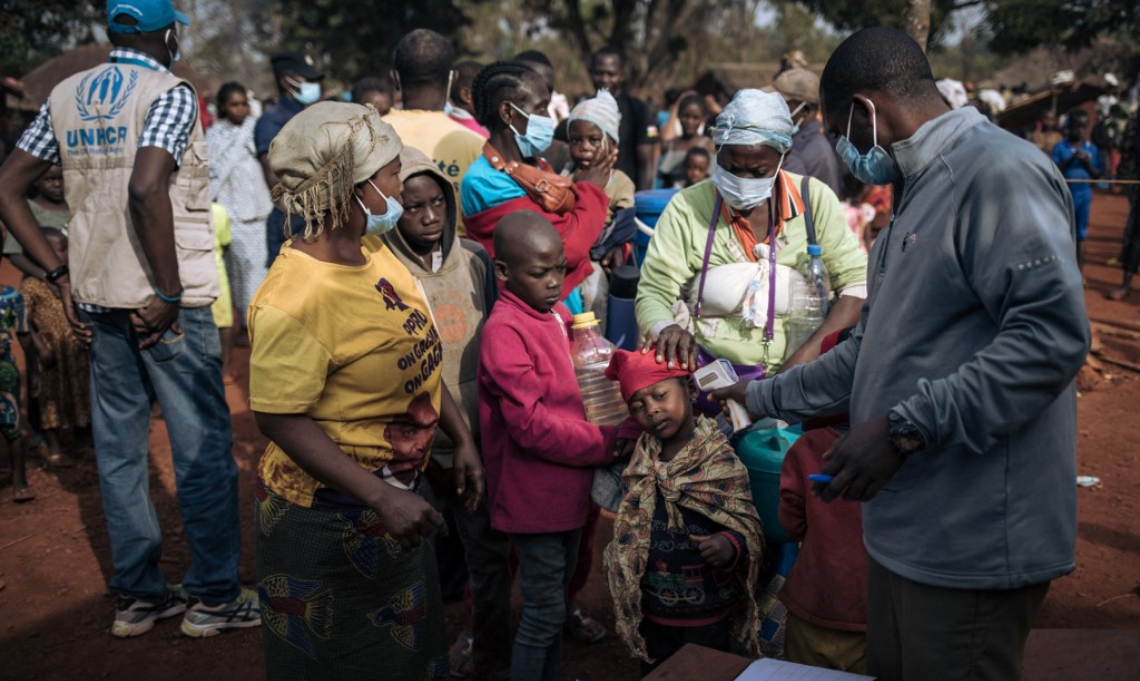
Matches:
[0,194,1137,681]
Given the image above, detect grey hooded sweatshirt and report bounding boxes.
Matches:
[747,107,1090,590]
[383,147,498,469]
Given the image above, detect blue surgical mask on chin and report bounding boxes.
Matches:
[712,152,786,211]
[509,103,555,157]
[289,78,322,106]
[355,180,403,237]
[836,98,897,185]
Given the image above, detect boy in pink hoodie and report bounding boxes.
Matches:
[478,210,624,681]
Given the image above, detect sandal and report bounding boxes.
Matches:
[565,604,607,643]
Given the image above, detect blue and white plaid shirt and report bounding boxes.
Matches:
[17,48,198,167]
[17,48,198,313]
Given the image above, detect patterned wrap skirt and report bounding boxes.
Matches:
[255,479,447,681]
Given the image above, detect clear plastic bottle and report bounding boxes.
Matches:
[570,312,629,426]
[786,244,832,353]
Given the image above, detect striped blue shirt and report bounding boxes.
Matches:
[17,48,198,167]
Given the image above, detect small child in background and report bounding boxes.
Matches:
[478,211,626,681]
[603,348,763,676]
[563,89,637,320]
[778,329,867,673]
[683,147,711,187]
[19,228,90,468]
[0,284,31,501]
[1052,108,1101,274]
[211,203,235,382]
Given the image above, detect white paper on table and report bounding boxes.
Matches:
[733,658,875,681]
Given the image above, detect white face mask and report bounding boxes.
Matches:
[712,153,786,211]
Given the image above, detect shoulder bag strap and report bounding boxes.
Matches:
[800,175,817,247]
[693,193,723,318]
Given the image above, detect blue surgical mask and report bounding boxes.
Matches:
[289,78,322,106]
[835,98,897,185]
[712,153,786,211]
[355,180,403,236]
[509,103,555,157]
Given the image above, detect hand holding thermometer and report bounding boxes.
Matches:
[693,360,752,432]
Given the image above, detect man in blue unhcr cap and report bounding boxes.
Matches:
[0,0,261,639]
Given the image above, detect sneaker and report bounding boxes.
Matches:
[111,584,188,638]
[180,587,262,638]
[565,604,606,644]
[448,630,474,678]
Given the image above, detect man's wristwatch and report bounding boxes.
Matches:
[44,264,69,284]
[887,410,926,457]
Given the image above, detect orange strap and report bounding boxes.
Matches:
[716,170,805,262]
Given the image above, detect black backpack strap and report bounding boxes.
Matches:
[800,175,817,247]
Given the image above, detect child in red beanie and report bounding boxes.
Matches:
[602,348,763,675]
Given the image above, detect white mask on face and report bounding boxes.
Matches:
[712,153,786,211]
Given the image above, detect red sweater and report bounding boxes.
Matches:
[478,290,619,533]
[778,428,867,632]
[464,181,609,297]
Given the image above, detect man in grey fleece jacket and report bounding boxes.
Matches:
[717,28,1090,681]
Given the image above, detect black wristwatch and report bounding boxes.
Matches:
[887,409,926,457]
[44,264,69,284]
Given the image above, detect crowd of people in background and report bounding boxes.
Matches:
[0,1,1134,681]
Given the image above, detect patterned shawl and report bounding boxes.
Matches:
[604,416,764,663]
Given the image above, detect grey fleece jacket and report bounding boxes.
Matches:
[747,107,1090,590]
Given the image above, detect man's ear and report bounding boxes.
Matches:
[389,69,401,93]
[494,260,509,283]
[459,86,474,107]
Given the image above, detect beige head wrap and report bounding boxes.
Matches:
[268,101,403,240]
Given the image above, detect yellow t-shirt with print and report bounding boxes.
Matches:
[248,235,443,507]
[382,109,484,234]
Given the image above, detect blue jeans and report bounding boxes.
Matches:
[82,306,240,605]
[510,530,582,681]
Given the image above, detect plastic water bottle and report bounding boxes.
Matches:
[570,312,629,426]
[786,244,831,353]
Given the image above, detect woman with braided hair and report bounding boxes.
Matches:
[460,60,615,298]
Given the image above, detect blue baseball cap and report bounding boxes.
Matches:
[106,0,190,34]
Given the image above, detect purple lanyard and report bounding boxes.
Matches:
[694,192,778,368]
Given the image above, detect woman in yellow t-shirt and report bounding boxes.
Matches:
[249,102,484,681]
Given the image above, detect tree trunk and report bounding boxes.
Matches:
[903,0,931,52]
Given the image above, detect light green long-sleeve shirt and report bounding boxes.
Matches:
[635,174,867,372]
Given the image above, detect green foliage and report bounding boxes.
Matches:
[799,0,966,45]
[254,0,489,83]
[0,0,102,76]
[985,0,1139,55]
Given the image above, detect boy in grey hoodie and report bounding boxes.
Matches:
[382,147,507,681]
[717,28,1089,681]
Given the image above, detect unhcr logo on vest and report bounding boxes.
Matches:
[66,66,139,156]
[76,66,138,122]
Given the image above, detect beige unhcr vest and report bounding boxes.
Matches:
[49,60,219,308]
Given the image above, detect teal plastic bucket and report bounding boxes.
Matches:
[734,427,801,544]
